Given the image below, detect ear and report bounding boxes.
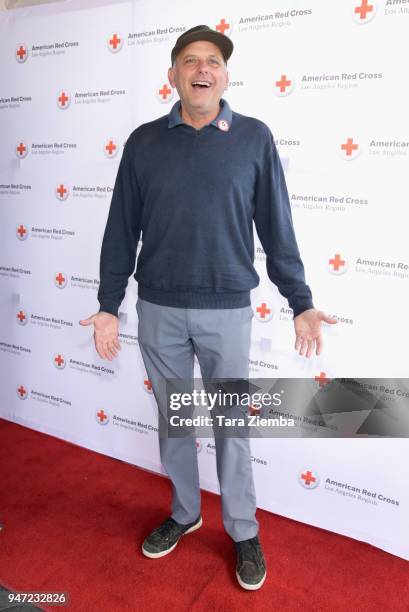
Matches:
[225,70,229,91]
[168,66,175,87]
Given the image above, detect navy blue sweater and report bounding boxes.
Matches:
[97,99,314,318]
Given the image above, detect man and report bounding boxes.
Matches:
[80,25,337,590]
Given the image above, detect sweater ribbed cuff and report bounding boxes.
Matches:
[98,302,119,317]
[291,299,315,319]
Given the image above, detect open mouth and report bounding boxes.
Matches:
[191,81,212,89]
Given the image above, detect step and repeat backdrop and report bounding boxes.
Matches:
[1,0,408,560]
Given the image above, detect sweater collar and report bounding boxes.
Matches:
[168,98,232,131]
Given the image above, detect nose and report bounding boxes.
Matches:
[196,58,211,71]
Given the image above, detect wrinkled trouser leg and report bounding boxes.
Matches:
[136,299,258,541]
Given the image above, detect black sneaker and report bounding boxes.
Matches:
[235,536,267,590]
[141,515,202,559]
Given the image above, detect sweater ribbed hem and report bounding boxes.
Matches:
[138,285,251,309]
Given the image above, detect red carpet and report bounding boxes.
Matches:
[0,418,408,611]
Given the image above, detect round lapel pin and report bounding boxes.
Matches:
[217,119,230,132]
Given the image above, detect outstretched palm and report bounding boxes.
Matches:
[294,309,338,358]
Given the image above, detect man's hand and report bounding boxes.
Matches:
[79,312,121,361]
[294,309,338,358]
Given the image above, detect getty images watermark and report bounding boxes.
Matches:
[161,378,409,438]
[168,387,292,429]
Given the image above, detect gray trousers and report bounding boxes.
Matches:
[136,298,259,542]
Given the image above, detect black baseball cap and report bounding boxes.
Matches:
[171,25,233,65]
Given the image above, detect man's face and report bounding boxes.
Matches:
[168,40,229,113]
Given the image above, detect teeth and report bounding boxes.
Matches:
[192,81,211,87]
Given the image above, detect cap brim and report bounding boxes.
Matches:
[172,31,233,63]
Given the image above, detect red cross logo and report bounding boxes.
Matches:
[16,308,28,326]
[16,142,27,158]
[110,34,121,49]
[329,254,346,272]
[301,470,316,486]
[54,354,65,368]
[256,303,270,319]
[59,92,69,106]
[96,409,110,425]
[159,84,172,100]
[105,139,117,157]
[276,75,292,93]
[16,45,28,62]
[58,91,70,109]
[17,224,28,240]
[249,404,261,416]
[355,0,374,20]
[97,409,107,422]
[298,469,320,489]
[216,19,230,35]
[341,138,358,157]
[56,184,69,201]
[314,372,331,388]
[17,45,26,60]
[55,272,67,288]
[17,224,26,238]
[274,74,294,97]
[17,385,28,399]
[17,310,26,323]
[157,83,174,104]
[108,32,123,53]
[143,379,153,394]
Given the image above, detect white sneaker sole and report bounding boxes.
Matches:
[236,569,267,591]
[142,516,203,559]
